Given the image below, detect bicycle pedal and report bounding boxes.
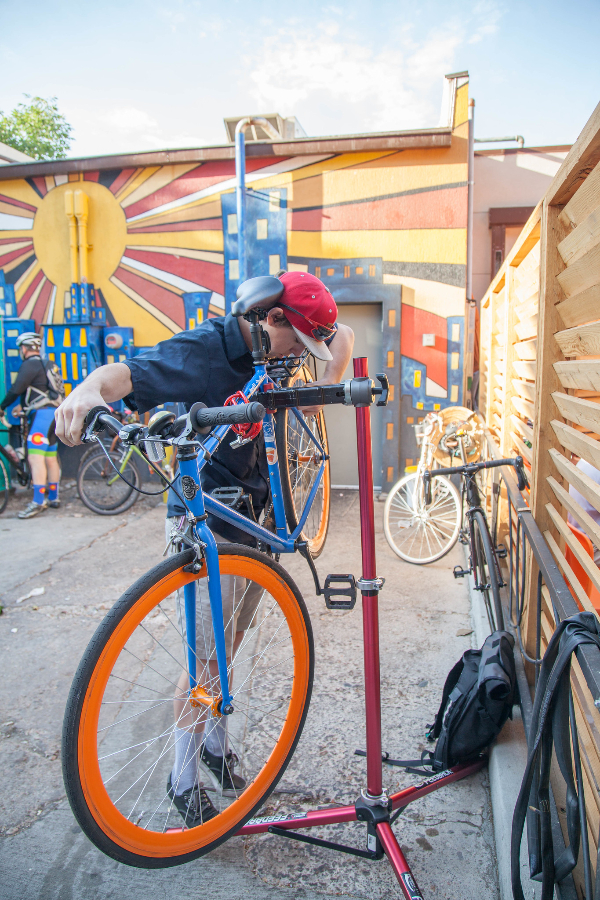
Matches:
[453,566,469,579]
[323,574,357,610]
[210,485,244,508]
[495,546,508,559]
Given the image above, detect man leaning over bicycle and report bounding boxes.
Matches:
[55,270,354,826]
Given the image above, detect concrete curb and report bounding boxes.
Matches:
[466,557,541,900]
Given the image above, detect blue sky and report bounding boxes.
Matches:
[0,0,598,158]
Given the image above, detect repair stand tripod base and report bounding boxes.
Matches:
[237,358,487,899]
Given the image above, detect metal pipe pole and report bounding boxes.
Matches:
[234,116,282,292]
[353,356,383,799]
[466,98,475,304]
[235,126,247,285]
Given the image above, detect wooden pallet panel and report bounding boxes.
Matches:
[512,395,535,419]
[513,359,537,380]
[546,502,600,596]
[551,419,600,472]
[560,158,600,229]
[547,474,600,547]
[515,296,539,322]
[554,321,600,356]
[515,315,538,341]
[544,528,596,613]
[552,391,600,432]
[558,206,600,267]
[548,100,600,206]
[511,414,534,444]
[555,283,600,328]
[556,240,600,298]
[515,339,537,360]
[512,378,536,402]
[548,447,600,515]
[511,431,533,464]
[554,359,600,391]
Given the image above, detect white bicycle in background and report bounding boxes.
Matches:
[383,407,484,565]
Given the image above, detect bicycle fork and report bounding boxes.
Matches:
[178,454,234,715]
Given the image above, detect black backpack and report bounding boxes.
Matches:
[425,630,516,770]
[44,358,66,405]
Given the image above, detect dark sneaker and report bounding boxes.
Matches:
[18,501,47,520]
[166,773,218,828]
[48,500,60,509]
[198,743,247,797]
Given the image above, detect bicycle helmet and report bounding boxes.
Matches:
[16,332,42,351]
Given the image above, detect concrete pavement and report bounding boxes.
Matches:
[0,487,499,899]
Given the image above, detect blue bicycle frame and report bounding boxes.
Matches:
[176,361,328,713]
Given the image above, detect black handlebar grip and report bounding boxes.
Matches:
[82,406,122,442]
[84,406,112,428]
[190,401,266,433]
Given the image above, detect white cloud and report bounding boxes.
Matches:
[469,0,504,43]
[102,107,159,134]
[244,5,504,134]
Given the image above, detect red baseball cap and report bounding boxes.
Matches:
[277,271,338,361]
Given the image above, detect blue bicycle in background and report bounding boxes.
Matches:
[61,274,387,868]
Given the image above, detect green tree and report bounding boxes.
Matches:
[0,95,73,160]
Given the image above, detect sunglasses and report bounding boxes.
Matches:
[277,301,336,341]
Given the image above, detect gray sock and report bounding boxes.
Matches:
[203,713,228,757]
[171,727,199,795]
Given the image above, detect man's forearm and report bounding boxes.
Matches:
[320,323,355,383]
[55,363,134,447]
[83,363,133,402]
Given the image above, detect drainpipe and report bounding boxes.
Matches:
[74,190,91,321]
[64,191,79,321]
[74,190,89,285]
[235,117,282,286]
[64,192,79,285]
[466,99,475,305]
[465,99,476,408]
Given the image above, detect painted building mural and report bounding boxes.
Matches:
[0,74,469,485]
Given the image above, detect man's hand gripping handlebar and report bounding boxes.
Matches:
[422,456,530,505]
[81,402,267,446]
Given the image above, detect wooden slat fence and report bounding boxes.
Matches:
[477,101,600,896]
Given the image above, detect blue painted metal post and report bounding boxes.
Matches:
[235,127,247,285]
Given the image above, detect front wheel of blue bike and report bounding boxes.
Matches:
[62,544,313,868]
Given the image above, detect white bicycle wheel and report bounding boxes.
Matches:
[383,473,461,564]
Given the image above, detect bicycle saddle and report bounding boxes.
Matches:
[232,276,284,317]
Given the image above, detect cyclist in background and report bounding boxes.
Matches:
[0,332,63,519]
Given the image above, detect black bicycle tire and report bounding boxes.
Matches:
[275,367,330,558]
[472,509,504,632]
[0,456,8,513]
[77,448,140,515]
[62,544,314,868]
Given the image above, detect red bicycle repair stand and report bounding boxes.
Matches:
[237,358,485,899]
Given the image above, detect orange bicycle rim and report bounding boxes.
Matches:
[76,555,311,859]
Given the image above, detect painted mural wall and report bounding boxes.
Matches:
[0,77,469,481]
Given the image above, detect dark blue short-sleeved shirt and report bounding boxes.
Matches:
[124,314,268,544]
